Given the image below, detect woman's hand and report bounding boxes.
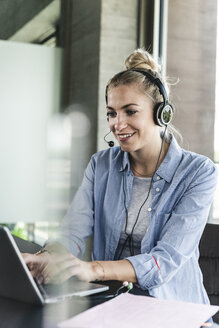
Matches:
[22,251,51,284]
[41,253,102,284]
[22,249,102,285]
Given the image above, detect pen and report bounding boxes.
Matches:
[34,248,48,255]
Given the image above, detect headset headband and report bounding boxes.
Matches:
[130,68,168,104]
[105,68,168,105]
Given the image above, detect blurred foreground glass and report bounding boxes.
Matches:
[0,40,67,230]
[0,41,93,245]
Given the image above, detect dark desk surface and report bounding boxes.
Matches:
[0,281,121,328]
[0,281,150,328]
[0,295,102,328]
[0,295,89,328]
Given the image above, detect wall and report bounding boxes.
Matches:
[97,0,138,150]
[60,0,102,199]
[167,0,217,160]
[61,0,138,199]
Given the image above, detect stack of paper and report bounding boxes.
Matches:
[58,293,219,328]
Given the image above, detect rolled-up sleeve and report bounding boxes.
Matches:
[127,159,218,290]
[58,156,96,257]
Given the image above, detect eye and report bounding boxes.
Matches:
[126,110,137,116]
[106,111,117,118]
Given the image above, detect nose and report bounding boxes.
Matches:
[113,113,128,131]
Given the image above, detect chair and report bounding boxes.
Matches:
[199,223,219,323]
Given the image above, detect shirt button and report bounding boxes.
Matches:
[156,188,160,192]
[157,176,160,180]
[148,207,152,212]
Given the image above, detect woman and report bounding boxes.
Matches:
[23,49,217,305]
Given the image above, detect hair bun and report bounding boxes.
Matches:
[125,48,160,73]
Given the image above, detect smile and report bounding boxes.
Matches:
[118,132,135,140]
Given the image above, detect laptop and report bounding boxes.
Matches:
[0,226,109,305]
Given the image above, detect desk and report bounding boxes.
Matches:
[0,287,108,328]
[0,294,91,328]
[0,290,215,328]
[0,282,150,328]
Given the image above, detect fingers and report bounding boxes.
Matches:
[22,251,91,285]
[42,255,80,284]
[22,253,35,265]
[22,253,38,275]
[21,252,50,283]
[48,257,95,283]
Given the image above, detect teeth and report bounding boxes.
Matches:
[119,133,133,139]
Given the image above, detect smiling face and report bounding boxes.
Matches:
[107,83,159,154]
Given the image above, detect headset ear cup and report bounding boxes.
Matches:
[154,103,174,127]
[153,103,164,126]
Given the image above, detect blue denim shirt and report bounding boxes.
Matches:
[60,135,218,304]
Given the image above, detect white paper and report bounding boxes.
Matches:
[58,293,219,328]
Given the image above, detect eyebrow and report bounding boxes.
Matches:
[106,103,140,110]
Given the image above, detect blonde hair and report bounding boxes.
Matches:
[106,48,182,143]
[125,48,159,71]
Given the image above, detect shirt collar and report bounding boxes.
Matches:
[119,134,183,183]
[156,134,183,183]
[119,151,130,172]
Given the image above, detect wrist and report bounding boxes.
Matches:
[92,261,105,281]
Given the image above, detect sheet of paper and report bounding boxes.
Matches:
[58,293,219,328]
